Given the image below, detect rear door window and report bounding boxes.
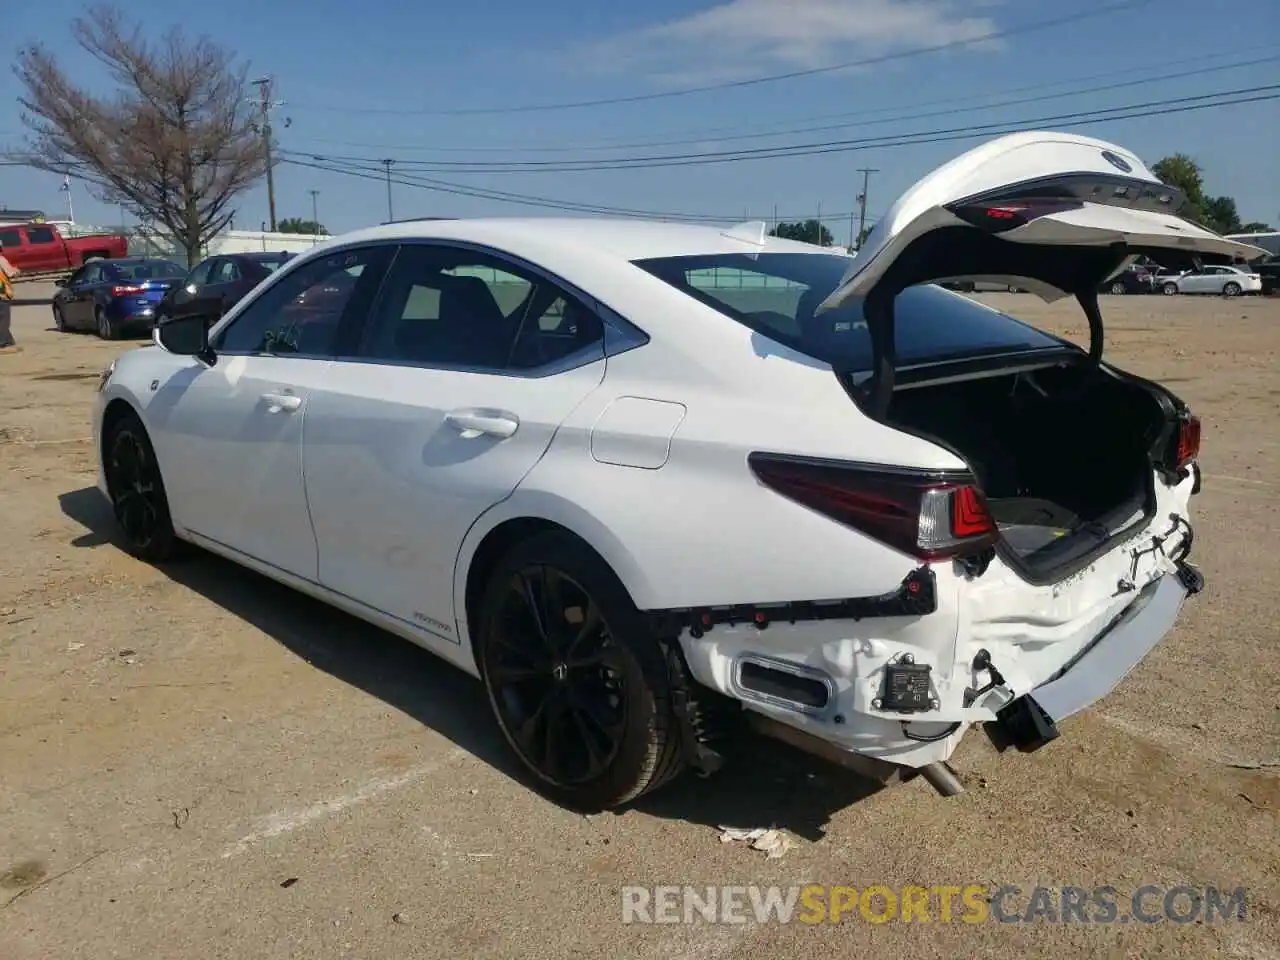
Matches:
[634,252,1064,372]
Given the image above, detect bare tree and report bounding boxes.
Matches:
[12,5,268,266]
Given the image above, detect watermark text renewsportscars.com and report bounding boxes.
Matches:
[621,884,1249,925]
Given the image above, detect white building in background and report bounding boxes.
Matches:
[66,222,330,261]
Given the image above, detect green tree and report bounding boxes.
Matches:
[1202,196,1242,236]
[1152,153,1208,223]
[1151,153,1245,236]
[769,219,834,246]
[1240,221,1273,233]
[278,217,326,235]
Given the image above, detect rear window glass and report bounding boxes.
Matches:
[114,260,187,280]
[632,253,1064,371]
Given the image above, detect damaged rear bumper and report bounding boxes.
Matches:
[673,551,1203,794]
[988,560,1203,752]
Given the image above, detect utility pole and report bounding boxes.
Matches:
[855,167,879,250]
[381,159,394,221]
[251,77,284,232]
[309,189,320,245]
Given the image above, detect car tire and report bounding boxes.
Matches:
[102,409,182,563]
[96,307,116,340]
[1223,281,1241,297]
[476,531,685,812]
[1109,280,1126,295]
[53,304,67,332]
[1162,282,1179,296]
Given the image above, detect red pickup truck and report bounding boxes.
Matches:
[0,222,128,273]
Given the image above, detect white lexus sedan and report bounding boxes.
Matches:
[92,131,1264,811]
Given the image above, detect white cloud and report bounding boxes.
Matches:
[575,0,1004,86]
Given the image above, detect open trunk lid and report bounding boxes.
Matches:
[815,130,1266,414]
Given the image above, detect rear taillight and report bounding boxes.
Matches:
[1174,414,1201,469]
[748,453,999,562]
[948,198,1084,233]
[111,284,146,296]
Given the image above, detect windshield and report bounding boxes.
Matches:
[632,253,1065,372]
[113,260,186,281]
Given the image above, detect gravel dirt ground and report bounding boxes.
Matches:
[1,283,1277,959]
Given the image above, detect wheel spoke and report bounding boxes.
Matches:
[571,686,625,744]
[488,660,546,686]
[515,569,554,653]
[568,638,626,673]
[513,692,554,758]
[567,702,607,776]
[540,689,572,782]
[563,601,602,660]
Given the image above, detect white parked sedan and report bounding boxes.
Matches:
[1159,264,1263,296]
[92,131,1265,811]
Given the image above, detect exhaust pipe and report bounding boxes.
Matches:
[747,713,966,795]
[918,761,965,797]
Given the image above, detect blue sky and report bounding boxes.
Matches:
[1,0,1277,238]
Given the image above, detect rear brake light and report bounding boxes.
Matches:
[949,198,1085,233]
[1174,415,1201,468]
[748,454,999,562]
[111,284,146,296]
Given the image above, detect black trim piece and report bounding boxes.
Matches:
[988,694,1060,753]
[950,172,1189,219]
[647,565,937,638]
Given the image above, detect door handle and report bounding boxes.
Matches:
[261,392,302,413]
[444,410,519,439]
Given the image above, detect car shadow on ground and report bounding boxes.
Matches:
[59,485,888,840]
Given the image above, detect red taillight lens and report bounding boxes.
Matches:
[949,198,1085,233]
[748,454,999,561]
[1175,415,1201,468]
[110,284,146,297]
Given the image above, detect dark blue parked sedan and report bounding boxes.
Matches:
[52,257,189,339]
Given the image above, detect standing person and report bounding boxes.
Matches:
[0,241,20,353]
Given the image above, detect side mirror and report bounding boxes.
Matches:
[54,277,65,287]
[155,313,216,365]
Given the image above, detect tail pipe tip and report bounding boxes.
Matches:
[918,761,966,797]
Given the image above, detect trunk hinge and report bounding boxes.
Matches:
[1075,288,1104,363]
[862,288,897,418]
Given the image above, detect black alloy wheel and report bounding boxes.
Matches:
[103,412,179,562]
[477,532,684,811]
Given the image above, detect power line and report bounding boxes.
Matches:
[279,155,877,224]
[286,47,1280,156]
[287,0,1156,117]
[280,84,1280,174]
